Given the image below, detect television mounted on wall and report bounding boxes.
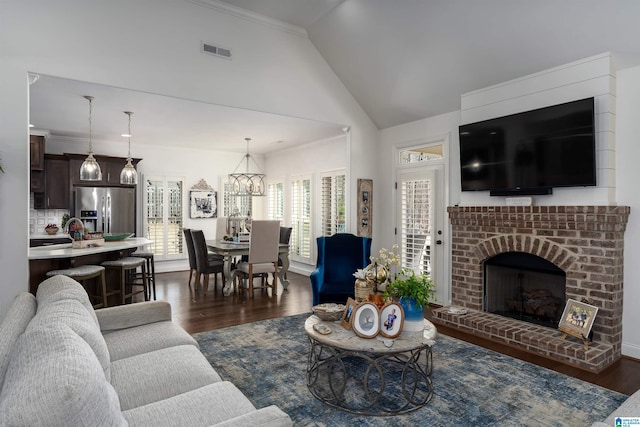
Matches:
[459,97,596,196]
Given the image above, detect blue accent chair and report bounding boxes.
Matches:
[309,233,372,306]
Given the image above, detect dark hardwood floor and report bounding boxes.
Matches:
[151,269,640,396]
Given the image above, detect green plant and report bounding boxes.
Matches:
[384,268,435,308]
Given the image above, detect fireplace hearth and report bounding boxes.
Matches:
[432,205,630,372]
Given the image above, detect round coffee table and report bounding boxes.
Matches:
[304,315,436,416]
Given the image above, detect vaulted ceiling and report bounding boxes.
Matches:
[30,1,640,153]
[220,0,640,129]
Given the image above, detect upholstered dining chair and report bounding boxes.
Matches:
[233,220,280,298]
[183,228,198,287]
[278,226,292,279]
[190,229,225,294]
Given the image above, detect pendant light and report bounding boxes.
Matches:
[79,95,102,181]
[228,138,266,196]
[120,111,138,185]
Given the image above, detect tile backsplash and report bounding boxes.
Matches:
[29,193,70,234]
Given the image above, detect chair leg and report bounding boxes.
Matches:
[203,273,210,294]
[273,263,278,296]
[188,269,194,287]
[100,270,108,308]
[248,265,254,298]
[120,268,126,305]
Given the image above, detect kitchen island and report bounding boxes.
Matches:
[28,237,152,295]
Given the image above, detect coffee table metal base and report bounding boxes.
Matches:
[306,336,433,416]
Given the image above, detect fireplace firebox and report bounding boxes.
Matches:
[484,252,565,328]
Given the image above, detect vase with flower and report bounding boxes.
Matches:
[384,268,435,331]
[353,244,401,305]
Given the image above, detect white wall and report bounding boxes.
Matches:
[615,65,640,359]
[0,0,378,317]
[265,134,348,274]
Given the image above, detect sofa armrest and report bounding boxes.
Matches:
[211,405,292,427]
[96,301,172,332]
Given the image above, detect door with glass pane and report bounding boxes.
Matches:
[396,166,445,303]
[144,177,184,260]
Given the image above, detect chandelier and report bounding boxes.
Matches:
[120,111,138,185]
[79,95,102,181]
[228,138,266,196]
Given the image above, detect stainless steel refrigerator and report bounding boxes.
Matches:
[74,187,136,234]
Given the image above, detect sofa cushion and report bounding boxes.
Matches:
[122,381,291,427]
[111,344,222,410]
[103,320,198,361]
[0,323,125,427]
[28,298,111,380]
[36,274,100,325]
[0,292,36,390]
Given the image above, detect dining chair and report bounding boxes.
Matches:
[216,216,228,240]
[183,228,198,287]
[233,220,280,298]
[190,229,225,294]
[277,226,292,280]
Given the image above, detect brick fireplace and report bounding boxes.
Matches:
[431,205,630,372]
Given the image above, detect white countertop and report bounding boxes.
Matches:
[28,237,152,260]
[30,233,72,240]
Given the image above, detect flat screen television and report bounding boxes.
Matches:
[459,97,596,196]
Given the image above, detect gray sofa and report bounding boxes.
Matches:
[592,389,640,426]
[0,275,292,427]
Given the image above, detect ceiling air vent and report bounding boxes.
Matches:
[202,42,232,60]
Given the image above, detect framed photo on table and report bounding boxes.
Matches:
[558,298,598,338]
[379,302,404,339]
[352,301,380,339]
[341,297,357,330]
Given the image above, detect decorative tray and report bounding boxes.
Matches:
[104,233,134,241]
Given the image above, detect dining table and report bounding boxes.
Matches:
[206,239,290,296]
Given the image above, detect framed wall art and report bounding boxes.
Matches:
[357,178,372,238]
[190,179,217,219]
[352,301,380,339]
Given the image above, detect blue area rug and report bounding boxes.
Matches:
[193,313,626,426]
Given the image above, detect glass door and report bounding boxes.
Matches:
[396,166,445,304]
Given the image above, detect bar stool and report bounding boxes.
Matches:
[101,257,148,305]
[46,265,108,308]
[131,251,156,300]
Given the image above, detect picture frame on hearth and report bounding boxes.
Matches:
[341,297,357,330]
[352,301,380,339]
[558,298,598,339]
[379,302,404,339]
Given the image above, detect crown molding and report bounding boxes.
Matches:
[185,0,309,38]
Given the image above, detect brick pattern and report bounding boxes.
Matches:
[434,205,630,372]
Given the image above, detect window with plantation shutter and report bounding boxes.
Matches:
[144,176,184,260]
[320,171,346,236]
[267,181,284,223]
[222,182,252,218]
[291,176,311,262]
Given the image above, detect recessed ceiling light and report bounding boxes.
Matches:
[29,124,34,128]
[121,133,131,137]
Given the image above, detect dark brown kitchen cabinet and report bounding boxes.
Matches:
[30,135,45,171]
[33,155,70,209]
